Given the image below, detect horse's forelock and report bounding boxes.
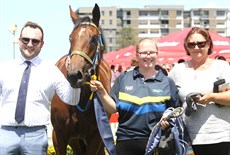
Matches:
[74,17,91,27]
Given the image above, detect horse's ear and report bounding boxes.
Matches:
[69,5,79,24]
[92,3,100,27]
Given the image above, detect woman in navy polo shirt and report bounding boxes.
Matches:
[90,38,180,155]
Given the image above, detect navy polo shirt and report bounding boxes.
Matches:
[110,67,179,141]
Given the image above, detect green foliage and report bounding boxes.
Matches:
[117,27,137,48]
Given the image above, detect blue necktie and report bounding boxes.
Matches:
[15,61,31,124]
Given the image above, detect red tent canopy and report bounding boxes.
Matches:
[104,46,136,68]
[104,45,189,67]
[104,29,230,67]
[157,27,230,58]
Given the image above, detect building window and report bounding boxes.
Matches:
[109,20,113,25]
[150,11,159,16]
[217,11,225,17]
[139,11,148,16]
[139,21,148,25]
[217,30,225,34]
[176,21,182,25]
[139,29,148,34]
[161,10,168,16]
[150,30,159,34]
[194,21,200,25]
[217,22,225,25]
[203,20,209,25]
[176,11,182,17]
[101,20,105,25]
[203,11,209,16]
[109,38,112,43]
[109,11,112,16]
[161,20,168,24]
[101,11,104,16]
[150,20,159,25]
[193,11,200,16]
[161,28,169,34]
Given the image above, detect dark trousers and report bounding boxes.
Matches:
[116,139,149,155]
[192,142,230,155]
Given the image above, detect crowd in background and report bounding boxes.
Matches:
[111,55,229,82]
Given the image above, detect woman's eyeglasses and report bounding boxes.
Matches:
[138,51,158,57]
[187,41,207,49]
[20,37,41,46]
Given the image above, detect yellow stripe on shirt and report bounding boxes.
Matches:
[119,92,170,105]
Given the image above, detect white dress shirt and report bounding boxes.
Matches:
[0,56,80,127]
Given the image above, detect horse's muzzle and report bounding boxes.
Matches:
[67,71,84,88]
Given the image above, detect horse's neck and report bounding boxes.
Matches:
[99,60,111,93]
[55,55,68,77]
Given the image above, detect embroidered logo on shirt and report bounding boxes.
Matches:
[152,89,163,94]
[125,86,133,91]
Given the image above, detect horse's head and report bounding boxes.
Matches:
[67,4,104,88]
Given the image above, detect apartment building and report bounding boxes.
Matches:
[77,5,230,52]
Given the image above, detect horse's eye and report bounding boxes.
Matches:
[91,36,97,44]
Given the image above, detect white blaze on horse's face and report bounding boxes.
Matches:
[79,28,86,37]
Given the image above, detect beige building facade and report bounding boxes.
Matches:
[77,5,230,53]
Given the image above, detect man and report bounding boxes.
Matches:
[90,38,180,155]
[0,21,80,155]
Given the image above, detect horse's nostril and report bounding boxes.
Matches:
[67,71,84,88]
[76,71,83,80]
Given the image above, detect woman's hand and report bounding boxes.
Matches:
[90,80,118,113]
[195,93,211,105]
[160,120,170,130]
[160,113,170,130]
[90,80,98,92]
[90,80,107,96]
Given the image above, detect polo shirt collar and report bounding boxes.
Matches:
[133,67,165,82]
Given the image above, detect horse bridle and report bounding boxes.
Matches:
[67,22,104,112]
[67,21,104,82]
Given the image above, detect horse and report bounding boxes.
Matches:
[51,4,111,155]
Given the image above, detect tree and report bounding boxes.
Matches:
[117,27,137,49]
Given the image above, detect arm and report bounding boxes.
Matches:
[90,80,117,114]
[197,91,230,106]
[54,67,81,105]
[197,61,230,106]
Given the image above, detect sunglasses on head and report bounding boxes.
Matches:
[20,37,41,46]
[187,41,207,49]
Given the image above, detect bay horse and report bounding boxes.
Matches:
[51,4,111,155]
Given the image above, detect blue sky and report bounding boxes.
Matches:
[0,0,229,63]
